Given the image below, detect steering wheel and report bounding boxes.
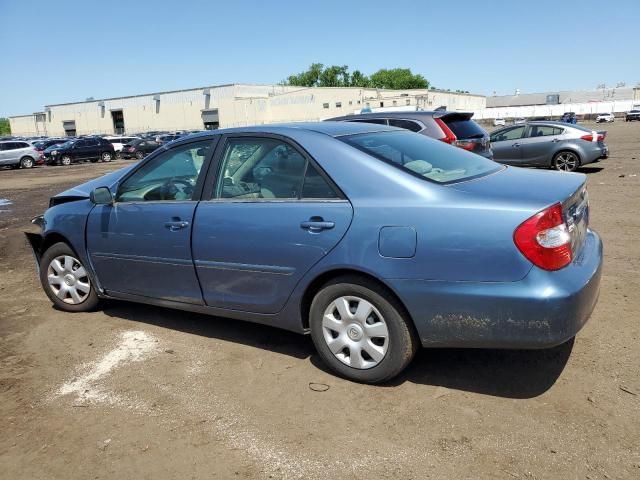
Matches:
[162,178,194,200]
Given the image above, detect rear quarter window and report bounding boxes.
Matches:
[342,130,501,184]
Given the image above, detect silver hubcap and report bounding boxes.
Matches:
[47,255,90,305]
[556,153,578,171]
[23,158,33,168]
[322,296,389,369]
[103,153,111,161]
[61,156,71,165]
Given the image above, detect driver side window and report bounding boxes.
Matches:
[116,140,212,202]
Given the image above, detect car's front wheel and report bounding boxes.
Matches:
[39,242,99,312]
[60,155,72,166]
[135,151,144,160]
[309,276,418,384]
[101,151,112,162]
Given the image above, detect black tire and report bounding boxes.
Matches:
[116,152,122,159]
[135,151,144,160]
[89,158,99,163]
[20,156,35,169]
[60,155,72,166]
[101,151,112,162]
[309,276,418,384]
[39,242,99,312]
[552,151,580,172]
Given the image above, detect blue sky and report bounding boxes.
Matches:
[1,0,638,117]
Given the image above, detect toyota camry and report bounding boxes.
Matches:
[26,122,602,383]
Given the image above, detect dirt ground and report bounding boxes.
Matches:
[1,123,639,480]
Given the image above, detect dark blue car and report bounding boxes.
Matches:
[26,122,602,383]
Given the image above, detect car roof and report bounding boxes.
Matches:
[184,121,400,140]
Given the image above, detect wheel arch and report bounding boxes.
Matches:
[41,231,75,255]
[299,268,415,332]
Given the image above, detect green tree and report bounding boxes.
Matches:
[349,70,370,87]
[284,64,429,90]
[369,68,429,89]
[286,63,324,87]
[0,118,11,136]
[319,65,350,87]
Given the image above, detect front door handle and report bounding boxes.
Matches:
[512,142,521,148]
[300,219,335,232]
[164,220,189,231]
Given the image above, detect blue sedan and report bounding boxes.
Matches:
[26,122,602,383]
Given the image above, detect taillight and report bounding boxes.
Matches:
[513,203,572,271]
[454,140,475,151]
[434,118,457,144]
[580,133,606,142]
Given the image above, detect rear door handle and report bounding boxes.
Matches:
[164,220,189,231]
[300,220,335,232]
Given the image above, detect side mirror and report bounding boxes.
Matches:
[90,187,113,205]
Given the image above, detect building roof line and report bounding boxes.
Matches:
[43,83,287,108]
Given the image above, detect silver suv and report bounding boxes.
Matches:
[0,140,40,169]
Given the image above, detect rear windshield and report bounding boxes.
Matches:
[341,130,501,184]
[442,117,486,139]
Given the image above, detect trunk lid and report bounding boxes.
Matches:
[450,166,589,256]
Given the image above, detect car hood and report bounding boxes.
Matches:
[53,163,137,200]
[449,165,586,211]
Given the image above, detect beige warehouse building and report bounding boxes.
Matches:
[8,84,486,137]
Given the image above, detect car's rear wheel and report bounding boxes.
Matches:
[309,276,418,384]
[39,242,99,312]
[20,156,34,169]
[553,151,579,172]
[60,155,72,166]
[101,152,112,162]
[135,151,144,160]
[116,152,122,159]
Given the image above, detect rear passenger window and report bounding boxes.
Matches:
[214,137,339,201]
[302,164,339,199]
[528,126,563,137]
[388,119,423,132]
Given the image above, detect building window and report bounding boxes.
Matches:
[335,102,342,108]
[380,102,384,107]
[392,100,397,106]
[406,99,411,105]
[365,102,370,107]
[357,100,361,105]
[323,103,329,109]
[349,100,353,105]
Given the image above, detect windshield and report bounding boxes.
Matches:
[341,130,501,184]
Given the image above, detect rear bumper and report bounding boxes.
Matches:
[388,229,603,349]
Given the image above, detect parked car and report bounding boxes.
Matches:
[559,112,577,124]
[625,110,640,122]
[327,111,493,159]
[103,136,140,155]
[490,121,608,172]
[44,137,115,166]
[0,140,40,168]
[595,113,615,123]
[119,139,161,159]
[493,118,506,126]
[32,138,69,154]
[25,122,602,384]
[514,118,526,125]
